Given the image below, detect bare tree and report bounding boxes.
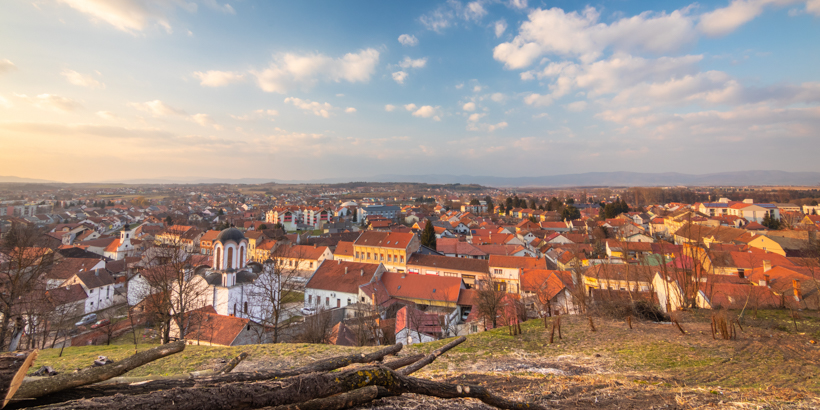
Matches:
[0,223,56,350]
[246,244,306,343]
[296,306,335,344]
[475,274,506,329]
[137,238,210,344]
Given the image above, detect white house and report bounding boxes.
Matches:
[61,269,117,314]
[304,260,386,310]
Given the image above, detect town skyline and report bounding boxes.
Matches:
[2,0,820,183]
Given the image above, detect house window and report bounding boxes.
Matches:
[367,253,371,260]
[326,297,329,306]
[387,255,392,262]
[495,282,507,292]
[244,302,248,314]
[380,254,384,261]
[355,252,360,258]
[400,255,404,263]
[308,295,312,304]
[309,262,313,268]
[493,269,502,275]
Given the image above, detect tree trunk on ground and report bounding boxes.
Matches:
[0,350,37,408]
[32,365,546,410]
[14,340,185,400]
[13,344,404,407]
[216,352,248,374]
[266,385,382,410]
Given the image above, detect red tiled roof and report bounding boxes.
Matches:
[334,241,355,257]
[488,255,547,270]
[354,231,415,249]
[379,271,462,304]
[305,260,382,294]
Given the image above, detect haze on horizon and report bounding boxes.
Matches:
[1,0,819,184]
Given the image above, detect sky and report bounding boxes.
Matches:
[1,0,819,183]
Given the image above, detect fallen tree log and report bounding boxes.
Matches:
[216,352,248,374]
[10,343,404,407]
[33,365,545,410]
[13,340,184,400]
[382,354,423,371]
[399,336,465,376]
[266,385,381,410]
[0,351,37,409]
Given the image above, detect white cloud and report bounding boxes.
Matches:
[414,107,438,119]
[0,95,13,108]
[566,101,588,112]
[404,103,417,111]
[697,0,802,36]
[455,83,464,89]
[467,119,508,132]
[201,0,235,14]
[17,93,82,112]
[523,93,554,107]
[96,110,117,120]
[468,113,486,122]
[191,113,223,130]
[130,100,186,117]
[385,104,396,112]
[465,1,488,21]
[463,102,476,111]
[284,97,334,118]
[398,56,427,69]
[345,107,357,113]
[193,70,245,87]
[420,7,454,33]
[494,19,507,37]
[392,71,409,84]
[0,59,16,74]
[494,6,697,69]
[809,0,820,15]
[491,92,506,102]
[398,34,419,46]
[230,109,278,121]
[508,0,527,10]
[252,48,379,93]
[56,0,196,34]
[488,121,508,131]
[473,85,482,92]
[61,69,104,88]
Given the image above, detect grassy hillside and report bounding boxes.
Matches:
[28,310,820,408]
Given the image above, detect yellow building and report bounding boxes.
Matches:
[352,231,420,272]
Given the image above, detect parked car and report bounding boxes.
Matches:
[75,313,97,327]
[300,306,316,316]
[90,319,111,329]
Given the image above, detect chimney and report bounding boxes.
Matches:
[344,267,348,275]
[737,269,745,279]
[794,280,801,299]
[95,269,99,277]
[763,260,771,272]
[360,269,364,276]
[314,243,317,248]
[764,274,770,287]
[337,259,341,265]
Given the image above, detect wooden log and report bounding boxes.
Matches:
[557,317,562,340]
[13,341,184,400]
[0,351,37,409]
[382,354,424,371]
[266,385,380,410]
[10,343,404,407]
[672,320,686,335]
[398,336,465,376]
[216,352,248,374]
[549,320,555,344]
[35,365,547,410]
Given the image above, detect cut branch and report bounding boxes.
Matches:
[0,350,37,409]
[14,341,185,400]
[216,352,248,374]
[266,385,380,410]
[399,336,466,376]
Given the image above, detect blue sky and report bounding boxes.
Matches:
[1,0,819,182]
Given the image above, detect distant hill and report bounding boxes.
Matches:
[368,171,820,187]
[0,175,61,184]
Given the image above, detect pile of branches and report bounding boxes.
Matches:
[8,337,544,410]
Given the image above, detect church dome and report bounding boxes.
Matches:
[215,227,246,244]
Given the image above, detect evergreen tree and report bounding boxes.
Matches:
[420,221,437,249]
[484,196,494,213]
[528,199,537,210]
[165,215,173,226]
[470,198,480,205]
[562,205,581,221]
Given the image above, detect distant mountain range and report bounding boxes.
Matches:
[3,170,820,187]
[0,175,62,184]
